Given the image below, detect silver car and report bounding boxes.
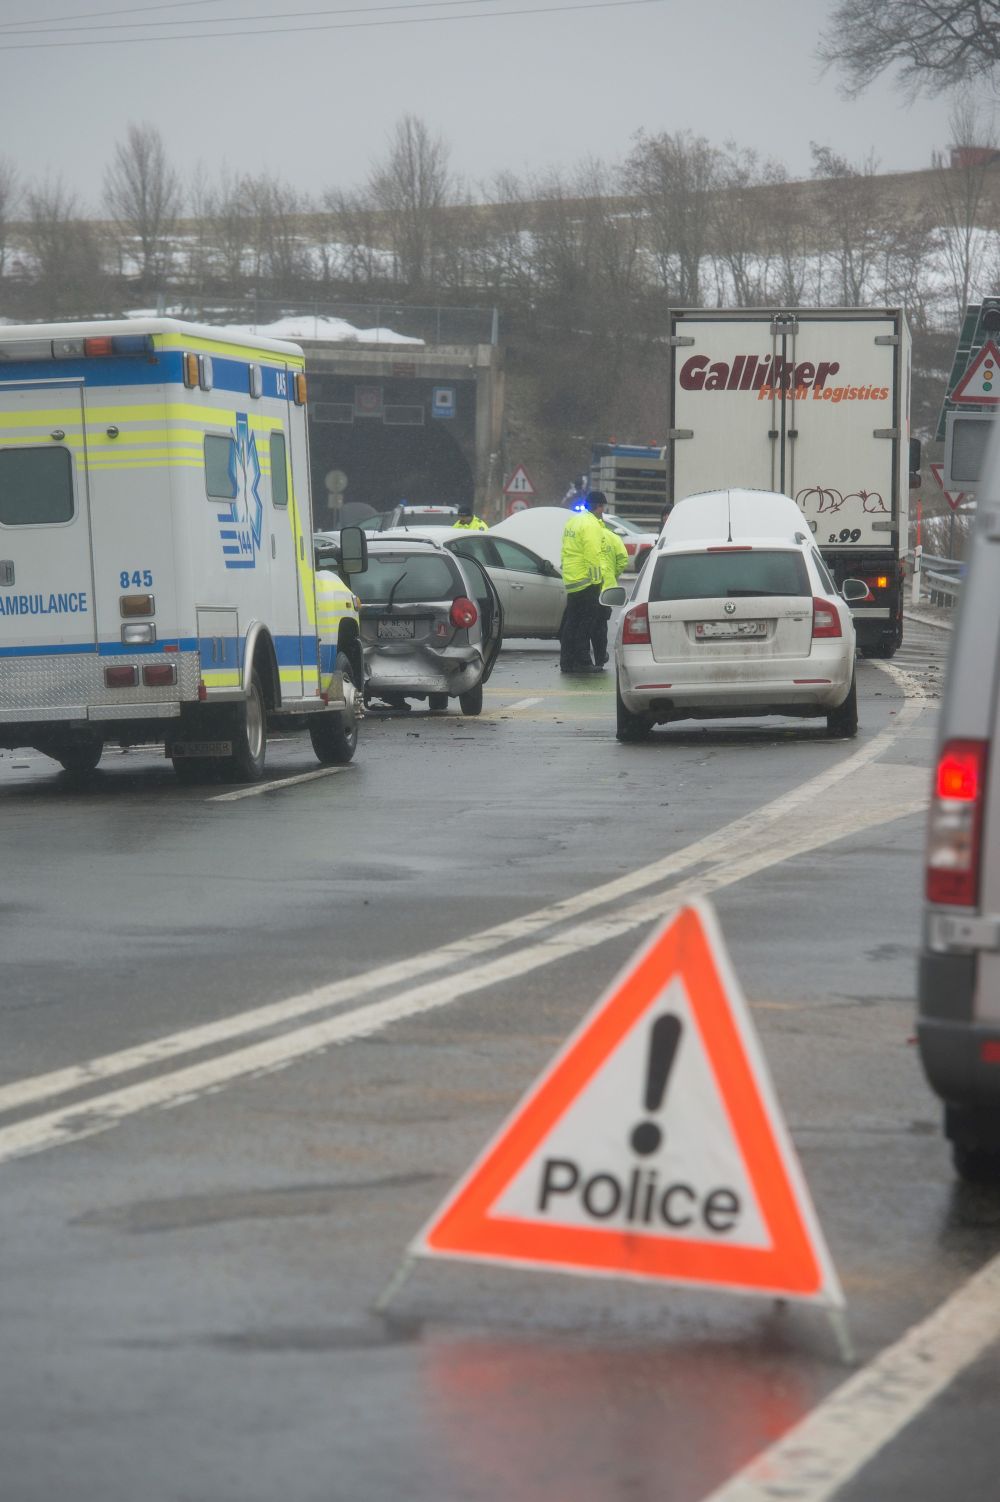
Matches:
[917,487,999,1179]
[353,536,503,715]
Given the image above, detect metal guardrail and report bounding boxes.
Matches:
[910,550,963,609]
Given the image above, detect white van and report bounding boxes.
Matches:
[0,319,363,781]
[917,476,1000,1179]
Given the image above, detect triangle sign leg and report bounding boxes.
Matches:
[413,902,844,1310]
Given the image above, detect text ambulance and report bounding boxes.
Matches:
[0,318,362,780]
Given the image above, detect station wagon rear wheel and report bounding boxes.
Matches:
[826,672,858,738]
[616,678,652,742]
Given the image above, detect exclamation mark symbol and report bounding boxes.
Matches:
[629,1013,683,1156]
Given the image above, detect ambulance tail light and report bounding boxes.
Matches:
[120,594,154,618]
[294,372,307,406]
[450,597,478,629]
[622,603,651,645]
[811,598,843,638]
[142,664,176,687]
[927,739,988,907]
[183,352,199,388]
[105,665,138,688]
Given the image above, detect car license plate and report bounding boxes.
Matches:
[377,617,415,640]
[695,620,767,639]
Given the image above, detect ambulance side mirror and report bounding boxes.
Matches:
[340,526,368,577]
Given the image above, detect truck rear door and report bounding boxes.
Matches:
[0,382,99,665]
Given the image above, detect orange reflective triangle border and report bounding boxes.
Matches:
[413,902,844,1308]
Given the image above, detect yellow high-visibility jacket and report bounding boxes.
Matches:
[452,516,489,531]
[561,510,604,593]
[600,523,630,590]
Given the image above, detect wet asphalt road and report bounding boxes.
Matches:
[2,616,998,1502]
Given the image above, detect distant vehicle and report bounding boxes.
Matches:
[353,535,503,715]
[667,307,919,659]
[917,450,1000,1181]
[606,487,867,742]
[373,504,460,531]
[590,443,667,530]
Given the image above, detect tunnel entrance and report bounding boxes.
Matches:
[306,370,477,529]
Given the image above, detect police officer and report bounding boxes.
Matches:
[559,492,605,673]
[453,501,489,531]
[589,491,629,668]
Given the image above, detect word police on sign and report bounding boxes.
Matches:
[414,902,843,1309]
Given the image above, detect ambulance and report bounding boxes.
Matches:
[0,318,364,781]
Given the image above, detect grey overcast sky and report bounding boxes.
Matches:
[0,0,972,206]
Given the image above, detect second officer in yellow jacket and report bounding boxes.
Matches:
[590,492,629,668]
[559,493,606,673]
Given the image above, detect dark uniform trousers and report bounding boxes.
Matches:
[560,584,602,670]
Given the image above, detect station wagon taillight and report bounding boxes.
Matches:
[450,596,478,629]
[811,597,843,638]
[622,603,651,644]
[927,739,988,907]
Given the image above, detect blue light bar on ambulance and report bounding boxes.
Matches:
[0,334,155,362]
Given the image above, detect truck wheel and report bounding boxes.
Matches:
[54,739,104,774]
[616,678,651,742]
[428,693,449,713]
[458,683,483,716]
[309,659,359,765]
[223,670,267,783]
[827,673,858,738]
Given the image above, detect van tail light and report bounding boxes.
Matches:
[450,596,478,629]
[927,739,988,907]
[622,603,651,645]
[811,597,843,639]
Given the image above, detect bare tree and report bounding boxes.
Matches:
[810,145,892,304]
[930,93,998,317]
[103,122,182,291]
[626,130,719,304]
[470,171,537,303]
[243,174,311,298]
[0,158,19,281]
[367,114,454,290]
[22,179,106,317]
[708,146,784,305]
[819,0,1000,96]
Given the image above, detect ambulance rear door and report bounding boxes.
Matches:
[0,380,99,664]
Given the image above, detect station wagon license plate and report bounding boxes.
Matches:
[695,620,767,639]
[377,617,415,640]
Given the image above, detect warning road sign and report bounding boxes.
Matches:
[503,464,536,497]
[414,902,843,1307]
[950,339,1000,405]
[929,462,968,513]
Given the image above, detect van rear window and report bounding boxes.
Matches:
[0,447,74,526]
[204,436,237,500]
[354,553,460,604]
[650,550,809,600]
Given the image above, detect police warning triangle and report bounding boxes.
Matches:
[414,902,843,1308]
[950,339,1000,404]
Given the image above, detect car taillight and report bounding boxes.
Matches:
[450,596,478,629]
[811,597,842,638]
[927,739,988,906]
[622,603,651,644]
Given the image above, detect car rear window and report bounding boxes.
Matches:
[355,553,460,604]
[649,549,809,601]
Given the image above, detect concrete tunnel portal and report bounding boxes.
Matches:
[297,340,504,530]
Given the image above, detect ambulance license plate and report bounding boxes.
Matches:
[170,740,233,758]
[377,617,415,640]
[695,620,766,639]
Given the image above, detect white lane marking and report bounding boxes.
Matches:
[0,780,928,1166]
[208,766,353,802]
[702,1250,1000,1502]
[501,697,543,712]
[0,686,928,1122]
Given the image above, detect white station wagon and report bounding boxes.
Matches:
[607,489,867,742]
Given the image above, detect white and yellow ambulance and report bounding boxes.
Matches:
[0,318,364,780]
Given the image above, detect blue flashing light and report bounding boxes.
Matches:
[111,334,154,356]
